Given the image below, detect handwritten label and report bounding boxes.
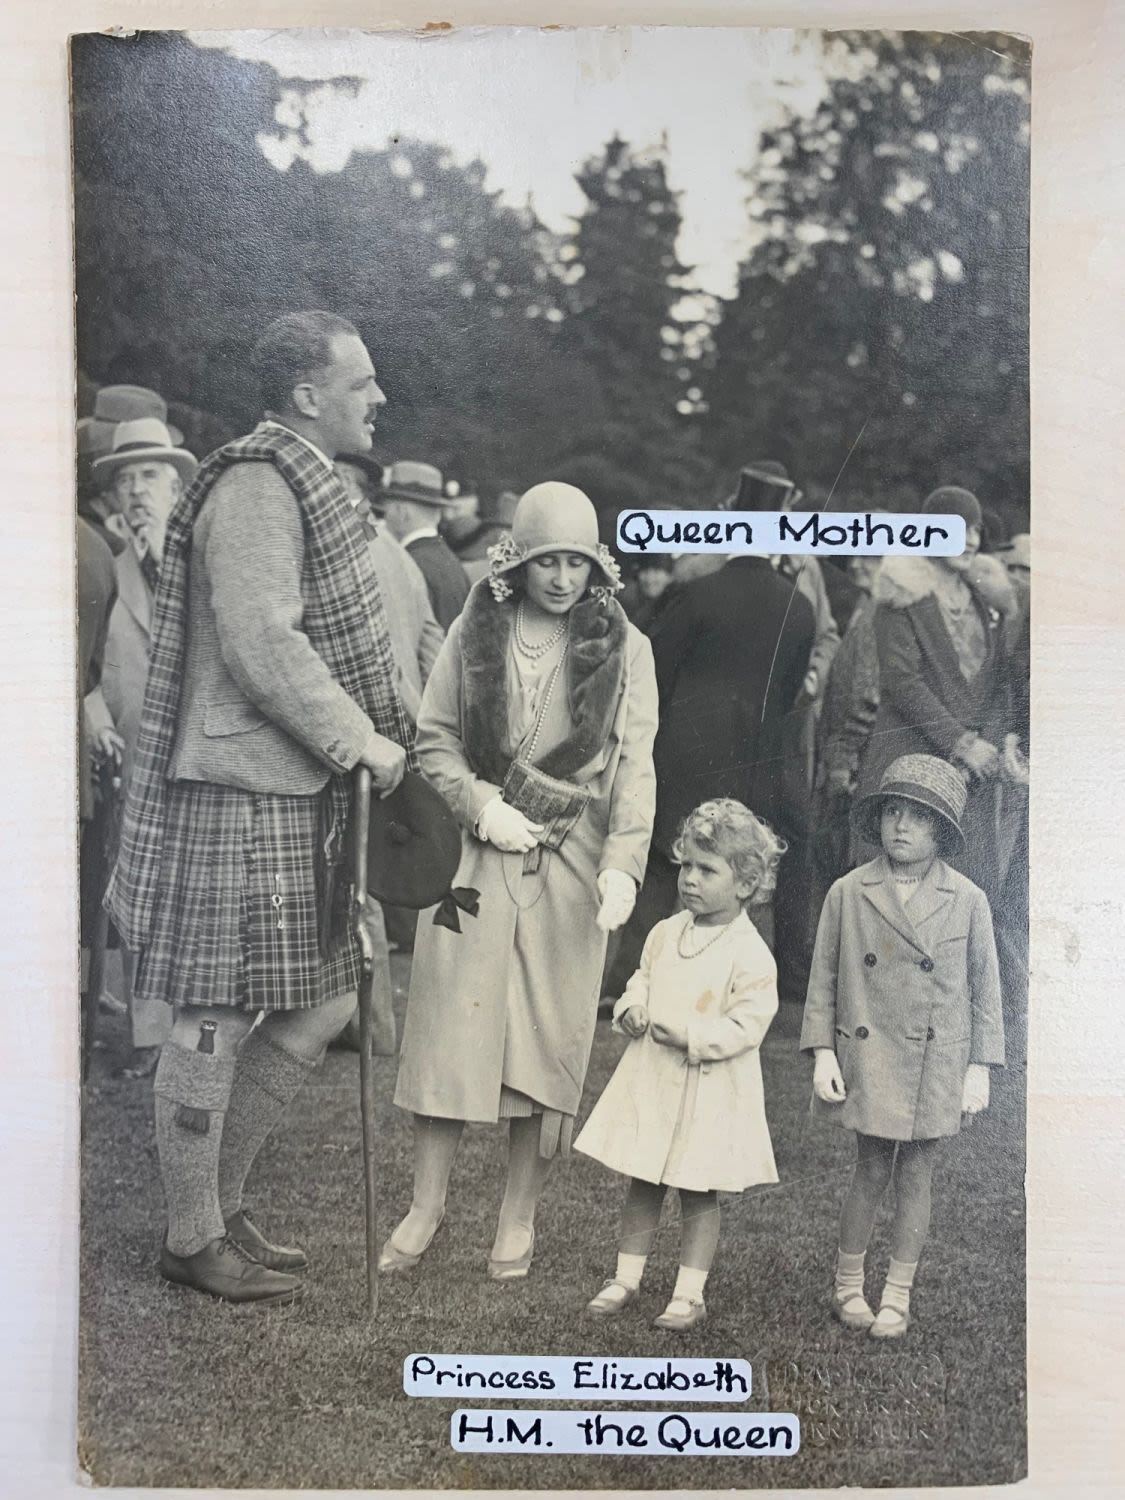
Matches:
[451,1409,800,1455]
[406,1354,751,1401]
[616,510,967,555]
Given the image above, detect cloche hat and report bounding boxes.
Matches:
[487,481,622,601]
[853,753,968,853]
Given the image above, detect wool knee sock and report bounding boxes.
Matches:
[672,1265,708,1304]
[615,1252,647,1290]
[154,1041,237,1257]
[218,1028,318,1218]
[835,1249,868,1302]
[878,1257,918,1319]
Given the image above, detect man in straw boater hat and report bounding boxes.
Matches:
[84,418,199,1076]
[107,310,417,1305]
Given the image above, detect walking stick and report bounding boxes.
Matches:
[352,765,380,1318]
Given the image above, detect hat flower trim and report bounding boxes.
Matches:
[486,534,623,607]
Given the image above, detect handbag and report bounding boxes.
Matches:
[502,758,590,853]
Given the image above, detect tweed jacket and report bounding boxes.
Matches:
[366,527,444,723]
[169,463,376,794]
[800,856,1005,1140]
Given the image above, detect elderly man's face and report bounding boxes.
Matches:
[113,459,181,532]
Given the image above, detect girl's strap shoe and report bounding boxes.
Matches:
[869,1304,911,1340]
[653,1296,707,1331]
[831,1288,876,1331]
[586,1279,638,1316]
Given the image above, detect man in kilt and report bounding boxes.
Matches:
[108,311,416,1305]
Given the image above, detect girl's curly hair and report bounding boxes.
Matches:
[673,798,787,903]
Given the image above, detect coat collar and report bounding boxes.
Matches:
[859,855,956,955]
[114,544,153,635]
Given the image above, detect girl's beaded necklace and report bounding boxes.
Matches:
[677,911,740,959]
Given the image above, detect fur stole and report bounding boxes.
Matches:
[459,579,628,784]
[872,553,1016,618]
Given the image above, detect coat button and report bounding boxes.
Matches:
[855,1026,869,1040]
[919,956,935,973]
[927,1026,935,1041]
[864,952,877,968]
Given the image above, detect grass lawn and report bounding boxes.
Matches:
[79,957,1026,1489]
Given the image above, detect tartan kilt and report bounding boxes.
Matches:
[134,780,360,1012]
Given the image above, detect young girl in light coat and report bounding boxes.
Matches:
[801,753,1005,1339]
[576,799,784,1330]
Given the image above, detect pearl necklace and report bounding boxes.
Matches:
[515,602,567,660]
[677,912,740,960]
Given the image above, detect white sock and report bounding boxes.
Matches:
[615,1252,647,1290]
[835,1249,866,1301]
[672,1265,708,1303]
[878,1257,917,1317]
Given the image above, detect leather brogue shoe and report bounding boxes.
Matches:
[160,1235,304,1305]
[225,1208,309,1273]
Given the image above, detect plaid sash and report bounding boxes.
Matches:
[107,424,417,951]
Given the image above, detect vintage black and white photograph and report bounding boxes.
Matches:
[73,25,1029,1489]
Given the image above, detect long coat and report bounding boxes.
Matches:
[800,856,1005,1140]
[84,544,153,786]
[394,607,659,1123]
[575,910,779,1193]
[855,556,1015,899]
[647,556,815,849]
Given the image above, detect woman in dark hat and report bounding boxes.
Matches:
[384,482,659,1279]
[855,486,1023,902]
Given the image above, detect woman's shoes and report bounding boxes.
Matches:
[377,1211,444,1275]
[586,1280,638,1317]
[869,1303,910,1340]
[653,1295,707,1331]
[831,1288,876,1331]
[488,1227,535,1281]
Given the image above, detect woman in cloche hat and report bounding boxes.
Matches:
[800,753,1005,1341]
[385,481,659,1280]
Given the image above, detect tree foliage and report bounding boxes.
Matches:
[701,31,1030,524]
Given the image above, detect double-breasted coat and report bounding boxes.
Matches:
[394,607,659,1125]
[800,856,1004,1140]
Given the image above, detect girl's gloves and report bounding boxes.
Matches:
[813,1048,847,1103]
[961,1062,991,1115]
[596,869,637,932]
[477,795,543,854]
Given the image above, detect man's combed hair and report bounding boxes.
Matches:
[251,310,361,414]
[673,797,787,903]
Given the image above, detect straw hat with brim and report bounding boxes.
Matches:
[489,481,622,591]
[998,533,1030,571]
[335,451,385,489]
[93,418,198,486]
[83,385,185,449]
[853,753,968,854]
[381,460,447,507]
[364,772,463,909]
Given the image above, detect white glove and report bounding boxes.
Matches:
[596,869,637,932]
[813,1048,847,1104]
[961,1062,991,1116]
[476,795,543,854]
